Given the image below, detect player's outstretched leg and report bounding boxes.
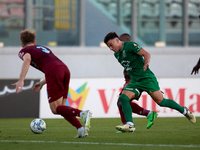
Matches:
[184,107,196,123]
[158,98,196,124]
[146,111,158,129]
[80,110,92,136]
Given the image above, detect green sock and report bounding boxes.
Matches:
[159,98,184,113]
[119,94,133,123]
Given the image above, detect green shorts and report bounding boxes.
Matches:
[123,77,160,98]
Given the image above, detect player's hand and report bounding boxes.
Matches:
[11,80,24,93]
[143,63,149,71]
[191,65,199,75]
[32,81,43,92]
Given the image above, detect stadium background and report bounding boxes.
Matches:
[0,0,200,118]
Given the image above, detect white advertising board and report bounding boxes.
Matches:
[40,78,200,118]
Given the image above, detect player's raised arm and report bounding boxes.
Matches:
[138,48,150,71]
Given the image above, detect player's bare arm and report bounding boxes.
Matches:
[32,79,46,92]
[138,48,150,71]
[12,53,31,93]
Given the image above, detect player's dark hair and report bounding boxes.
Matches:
[119,33,132,41]
[20,29,36,46]
[104,32,119,44]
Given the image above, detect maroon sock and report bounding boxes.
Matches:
[142,109,150,117]
[56,105,81,116]
[119,106,127,124]
[62,115,82,129]
[130,102,149,117]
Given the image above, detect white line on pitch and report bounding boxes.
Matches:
[1,140,200,148]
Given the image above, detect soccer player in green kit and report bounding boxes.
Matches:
[104,32,196,132]
[117,33,158,131]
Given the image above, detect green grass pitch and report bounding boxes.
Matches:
[0,117,200,150]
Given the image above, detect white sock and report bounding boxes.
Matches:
[147,111,152,117]
[80,111,84,118]
[183,108,187,115]
[127,122,134,126]
[77,127,84,132]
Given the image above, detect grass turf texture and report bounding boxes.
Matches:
[0,117,200,150]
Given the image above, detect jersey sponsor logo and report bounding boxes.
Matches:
[121,60,132,71]
[133,43,141,52]
[121,60,130,67]
[122,50,126,57]
[126,67,132,71]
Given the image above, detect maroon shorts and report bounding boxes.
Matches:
[45,65,70,103]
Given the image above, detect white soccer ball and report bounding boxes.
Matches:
[30,118,46,134]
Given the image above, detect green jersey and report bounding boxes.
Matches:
[114,42,156,82]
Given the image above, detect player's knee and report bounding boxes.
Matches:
[122,90,136,100]
[157,98,165,106]
[50,101,62,114]
[119,94,130,103]
[51,108,58,114]
[50,105,59,114]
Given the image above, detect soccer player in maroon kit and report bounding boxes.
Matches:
[12,29,92,138]
[117,33,158,132]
